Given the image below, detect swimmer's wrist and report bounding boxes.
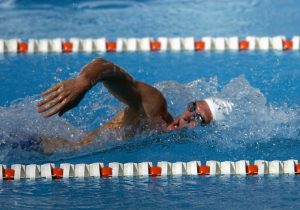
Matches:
[77,75,93,91]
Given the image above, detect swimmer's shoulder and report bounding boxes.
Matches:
[136,81,172,123]
[137,82,166,105]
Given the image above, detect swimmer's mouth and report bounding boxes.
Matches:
[166,117,196,131]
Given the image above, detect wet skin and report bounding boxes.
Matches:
[37,58,212,153]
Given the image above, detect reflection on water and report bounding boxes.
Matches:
[0,76,299,163]
[1,0,300,38]
[1,176,300,209]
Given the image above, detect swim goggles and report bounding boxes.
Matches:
[187,101,205,124]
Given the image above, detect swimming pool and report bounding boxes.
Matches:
[1,0,300,209]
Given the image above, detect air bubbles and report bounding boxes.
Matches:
[55,67,63,73]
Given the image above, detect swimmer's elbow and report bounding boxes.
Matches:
[92,57,108,64]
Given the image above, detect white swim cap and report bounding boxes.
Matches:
[204,98,233,121]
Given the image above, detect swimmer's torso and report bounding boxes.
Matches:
[101,107,143,131]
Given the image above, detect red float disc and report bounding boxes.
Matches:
[239,40,249,50]
[150,41,161,51]
[101,166,113,177]
[18,42,28,53]
[52,168,63,179]
[194,41,205,51]
[150,166,162,176]
[4,169,15,180]
[106,42,117,52]
[246,165,258,175]
[62,42,73,53]
[198,165,210,175]
[283,40,293,50]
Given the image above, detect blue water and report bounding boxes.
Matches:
[1,0,300,209]
[2,176,300,209]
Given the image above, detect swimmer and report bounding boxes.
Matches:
[37,58,233,154]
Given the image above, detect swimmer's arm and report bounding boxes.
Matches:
[79,61,174,131]
[39,130,102,154]
[78,58,135,87]
[39,109,127,154]
[38,58,141,117]
[39,135,96,154]
[78,58,141,108]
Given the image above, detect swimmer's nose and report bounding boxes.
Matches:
[179,116,193,128]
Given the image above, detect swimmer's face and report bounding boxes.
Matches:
[167,100,213,131]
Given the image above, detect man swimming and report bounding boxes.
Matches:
[37,58,233,153]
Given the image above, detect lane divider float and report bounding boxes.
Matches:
[0,36,299,54]
[0,159,300,180]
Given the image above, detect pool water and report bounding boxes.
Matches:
[1,0,300,209]
[2,176,300,209]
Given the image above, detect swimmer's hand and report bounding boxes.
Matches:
[166,118,181,131]
[37,78,91,117]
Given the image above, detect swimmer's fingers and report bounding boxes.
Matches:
[38,94,68,115]
[43,92,83,117]
[38,79,87,117]
[41,83,61,96]
[42,98,69,118]
[37,91,61,107]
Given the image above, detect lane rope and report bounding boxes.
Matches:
[0,36,299,53]
[1,160,299,180]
